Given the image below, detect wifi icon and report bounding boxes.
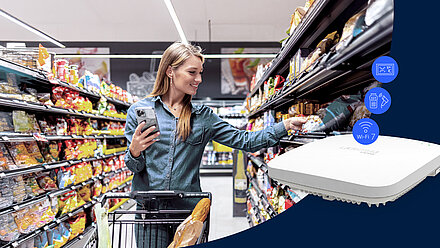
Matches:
[359,121,373,133]
[353,118,380,145]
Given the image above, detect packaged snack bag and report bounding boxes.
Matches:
[6,142,35,167]
[78,184,92,202]
[67,212,86,240]
[36,172,58,191]
[0,143,16,171]
[0,177,13,208]
[11,175,27,203]
[12,206,38,234]
[24,141,44,163]
[0,213,20,242]
[0,111,14,132]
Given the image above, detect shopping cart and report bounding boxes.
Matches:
[92,191,211,248]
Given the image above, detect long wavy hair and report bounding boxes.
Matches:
[148,42,204,141]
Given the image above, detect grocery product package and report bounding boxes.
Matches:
[302,115,324,132]
[12,206,38,234]
[6,142,39,167]
[12,110,40,133]
[0,178,14,208]
[0,111,14,132]
[314,94,362,132]
[35,172,57,193]
[92,180,103,198]
[77,184,92,203]
[39,140,61,163]
[24,141,44,163]
[0,143,17,171]
[303,31,340,72]
[67,211,86,240]
[92,160,103,177]
[11,175,27,203]
[0,213,20,242]
[58,191,78,216]
[56,168,75,189]
[365,0,393,26]
[23,174,45,198]
[168,198,211,248]
[336,9,367,51]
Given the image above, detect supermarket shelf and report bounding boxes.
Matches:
[0,170,131,220]
[246,213,255,227]
[247,3,392,118]
[0,133,125,142]
[246,191,263,224]
[199,168,233,176]
[246,171,277,218]
[200,164,233,169]
[218,114,246,119]
[249,0,361,97]
[0,151,126,179]
[0,196,97,248]
[247,154,268,174]
[0,58,131,108]
[0,97,126,122]
[0,57,46,81]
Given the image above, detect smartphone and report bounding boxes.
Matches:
[135,107,159,136]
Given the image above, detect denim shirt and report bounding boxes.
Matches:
[124,96,288,195]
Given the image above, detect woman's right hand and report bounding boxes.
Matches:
[129,122,160,158]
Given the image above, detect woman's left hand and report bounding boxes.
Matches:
[283,117,307,131]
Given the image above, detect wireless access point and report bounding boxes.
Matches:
[268,135,440,206]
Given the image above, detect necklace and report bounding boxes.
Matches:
[166,103,179,111]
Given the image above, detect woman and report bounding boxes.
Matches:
[124,42,306,247]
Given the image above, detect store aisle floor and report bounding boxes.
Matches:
[200,175,249,241]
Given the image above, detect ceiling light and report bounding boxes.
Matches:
[163,0,188,45]
[55,54,277,59]
[0,8,65,48]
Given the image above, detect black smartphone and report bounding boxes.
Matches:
[135,107,159,136]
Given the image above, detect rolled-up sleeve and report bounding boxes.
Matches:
[124,105,146,173]
[208,110,288,153]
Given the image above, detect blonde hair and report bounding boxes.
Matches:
[148,42,204,141]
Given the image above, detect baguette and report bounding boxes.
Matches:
[191,198,211,222]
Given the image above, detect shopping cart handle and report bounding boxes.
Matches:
[131,191,212,200]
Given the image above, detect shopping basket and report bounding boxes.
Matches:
[92,191,211,248]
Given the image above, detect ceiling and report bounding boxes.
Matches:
[1,0,304,43]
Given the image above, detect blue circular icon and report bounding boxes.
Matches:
[372,56,398,83]
[353,118,379,145]
[364,87,391,114]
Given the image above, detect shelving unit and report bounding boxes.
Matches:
[0,52,133,247]
[244,0,393,227]
[248,0,393,118]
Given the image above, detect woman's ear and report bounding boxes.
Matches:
[166,66,173,78]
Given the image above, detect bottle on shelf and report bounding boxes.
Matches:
[234,150,248,204]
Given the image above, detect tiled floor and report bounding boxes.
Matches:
[200,175,250,241]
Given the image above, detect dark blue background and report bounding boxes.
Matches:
[201,2,440,247]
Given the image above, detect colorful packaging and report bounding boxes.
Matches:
[0,143,16,171]
[68,212,86,240]
[11,176,27,203]
[24,141,44,163]
[12,206,38,234]
[0,111,14,132]
[0,213,20,242]
[36,172,58,191]
[23,174,45,198]
[0,178,13,208]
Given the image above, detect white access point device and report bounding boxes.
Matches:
[268,135,440,206]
